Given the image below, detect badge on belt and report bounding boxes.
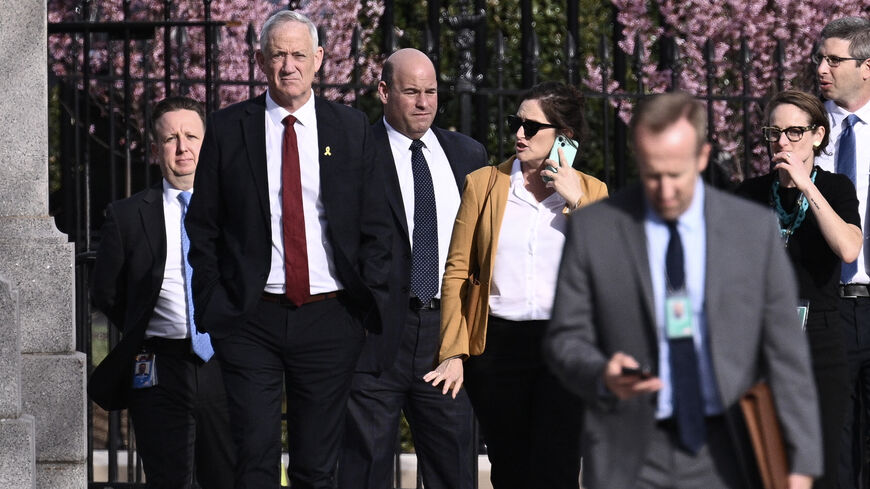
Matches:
[132,352,158,389]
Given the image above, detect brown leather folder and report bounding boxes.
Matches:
[739,381,789,489]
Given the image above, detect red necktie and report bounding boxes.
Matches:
[281,115,309,306]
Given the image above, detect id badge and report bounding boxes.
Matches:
[665,293,693,339]
[132,352,157,389]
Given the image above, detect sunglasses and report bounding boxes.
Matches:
[506,115,559,138]
[761,125,817,143]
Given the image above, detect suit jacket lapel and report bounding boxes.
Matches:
[240,94,270,228]
[618,187,656,330]
[139,185,167,291]
[373,119,409,241]
[433,127,468,192]
[703,185,725,334]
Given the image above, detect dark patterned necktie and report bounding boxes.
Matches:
[838,114,861,283]
[666,220,705,454]
[409,139,438,304]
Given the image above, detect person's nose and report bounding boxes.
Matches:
[817,58,830,75]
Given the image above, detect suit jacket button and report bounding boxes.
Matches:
[401,286,409,293]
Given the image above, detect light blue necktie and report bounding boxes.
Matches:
[178,191,214,362]
[838,114,861,283]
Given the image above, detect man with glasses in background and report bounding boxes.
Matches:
[813,17,870,489]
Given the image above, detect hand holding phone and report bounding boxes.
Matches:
[620,365,653,379]
[542,135,579,183]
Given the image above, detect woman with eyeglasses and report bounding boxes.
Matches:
[422,81,607,489]
[736,89,861,489]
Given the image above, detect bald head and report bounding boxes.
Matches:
[378,49,438,140]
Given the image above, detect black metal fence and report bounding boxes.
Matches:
[48,1,806,487]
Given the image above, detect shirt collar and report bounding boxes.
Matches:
[162,178,191,204]
[645,177,705,231]
[509,158,566,208]
[383,117,437,152]
[826,98,870,126]
[265,89,317,128]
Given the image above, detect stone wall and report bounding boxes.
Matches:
[0,1,87,487]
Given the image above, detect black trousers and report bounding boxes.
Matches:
[802,310,850,489]
[463,315,584,489]
[214,295,364,489]
[838,297,870,489]
[128,337,235,489]
[340,305,475,489]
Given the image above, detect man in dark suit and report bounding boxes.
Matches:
[339,48,486,489]
[184,10,391,489]
[543,92,822,489]
[89,96,235,489]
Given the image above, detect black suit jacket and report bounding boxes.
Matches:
[354,119,488,373]
[89,185,167,410]
[185,94,392,339]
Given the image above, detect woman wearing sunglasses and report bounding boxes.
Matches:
[736,89,861,489]
[423,81,607,489]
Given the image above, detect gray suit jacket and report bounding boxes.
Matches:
[543,182,822,489]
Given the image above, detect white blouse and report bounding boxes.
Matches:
[488,159,567,321]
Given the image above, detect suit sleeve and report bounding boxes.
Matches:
[355,118,392,319]
[759,213,823,476]
[185,112,224,329]
[543,211,610,401]
[90,204,127,331]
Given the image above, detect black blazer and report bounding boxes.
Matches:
[89,185,167,410]
[185,94,392,339]
[354,119,488,373]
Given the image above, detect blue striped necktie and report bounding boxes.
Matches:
[838,114,861,283]
[178,191,214,362]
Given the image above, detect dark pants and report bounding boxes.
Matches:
[463,315,584,489]
[340,306,475,489]
[803,310,850,489]
[838,297,870,489]
[214,295,365,489]
[636,417,742,489]
[128,337,235,489]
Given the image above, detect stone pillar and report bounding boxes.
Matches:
[0,1,87,488]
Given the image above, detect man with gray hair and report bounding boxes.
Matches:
[813,16,870,489]
[185,9,391,489]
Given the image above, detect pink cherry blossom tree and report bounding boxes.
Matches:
[585,0,867,178]
[47,0,384,108]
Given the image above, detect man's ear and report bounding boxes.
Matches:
[377,81,389,104]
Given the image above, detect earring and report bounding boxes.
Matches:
[813,141,821,147]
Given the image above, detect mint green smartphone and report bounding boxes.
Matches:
[548,135,579,166]
[542,136,579,183]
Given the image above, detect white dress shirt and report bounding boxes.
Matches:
[264,90,342,295]
[146,179,191,339]
[384,119,460,298]
[816,99,870,284]
[488,158,567,321]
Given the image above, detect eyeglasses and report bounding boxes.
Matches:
[506,115,559,138]
[811,53,867,67]
[761,125,817,143]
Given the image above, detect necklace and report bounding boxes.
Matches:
[769,167,817,247]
